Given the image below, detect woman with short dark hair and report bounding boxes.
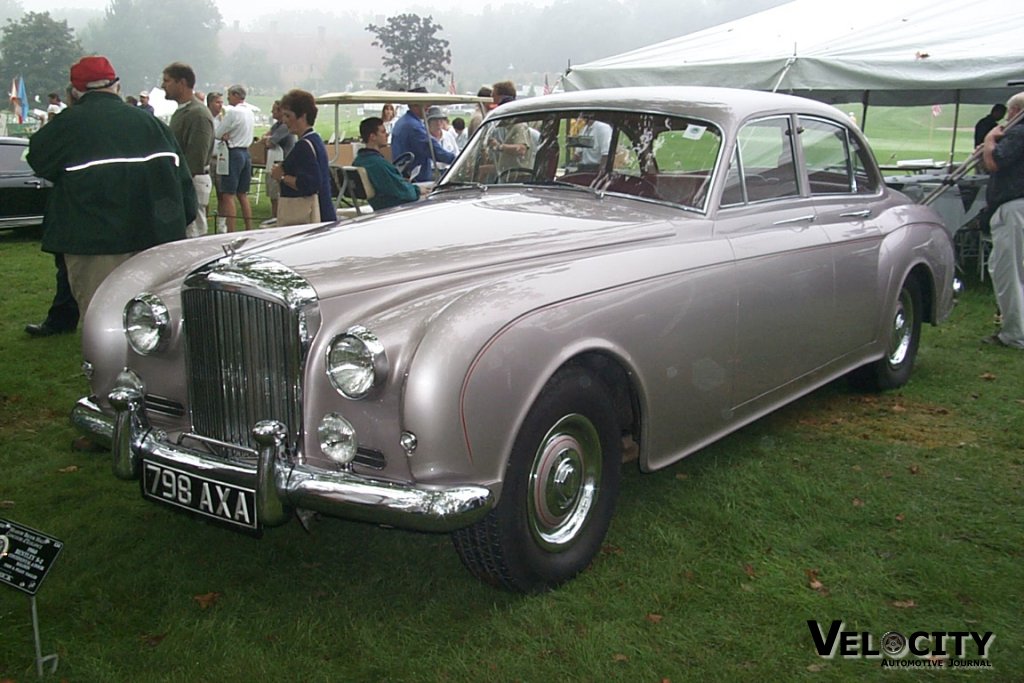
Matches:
[270,89,337,225]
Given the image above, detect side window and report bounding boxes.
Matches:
[801,118,854,195]
[850,135,879,194]
[721,116,800,206]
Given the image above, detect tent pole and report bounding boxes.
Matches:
[860,91,870,132]
[948,90,962,167]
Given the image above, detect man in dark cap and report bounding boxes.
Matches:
[27,55,196,315]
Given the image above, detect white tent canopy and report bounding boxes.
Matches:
[565,0,1024,106]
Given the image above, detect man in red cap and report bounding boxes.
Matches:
[27,55,196,316]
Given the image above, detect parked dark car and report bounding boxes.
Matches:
[0,136,50,230]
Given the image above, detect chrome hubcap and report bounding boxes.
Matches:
[528,413,602,551]
[888,289,914,367]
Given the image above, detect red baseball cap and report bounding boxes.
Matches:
[70,56,119,92]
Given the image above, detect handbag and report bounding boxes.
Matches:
[277,194,320,226]
[275,137,322,226]
[214,141,229,176]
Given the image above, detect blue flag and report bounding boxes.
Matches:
[16,76,28,123]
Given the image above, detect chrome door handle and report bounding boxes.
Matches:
[773,214,816,226]
[840,209,872,218]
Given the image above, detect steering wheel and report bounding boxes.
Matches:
[496,167,535,183]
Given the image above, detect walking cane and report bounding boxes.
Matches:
[920,108,1024,206]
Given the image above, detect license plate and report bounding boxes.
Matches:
[141,461,258,531]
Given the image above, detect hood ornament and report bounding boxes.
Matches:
[222,237,250,261]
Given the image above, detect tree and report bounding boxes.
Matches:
[80,0,222,95]
[366,14,451,91]
[0,12,83,102]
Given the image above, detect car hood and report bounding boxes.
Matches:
[234,190,681,299]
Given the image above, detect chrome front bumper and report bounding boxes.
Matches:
[71,393,494,533]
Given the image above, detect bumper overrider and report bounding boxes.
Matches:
[71,391,494,533]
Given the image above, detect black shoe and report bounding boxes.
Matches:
[24,322,75,337]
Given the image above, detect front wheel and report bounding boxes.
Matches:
[452,366,621,592]
[849,277,923,391]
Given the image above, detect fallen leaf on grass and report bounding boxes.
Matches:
[805,569,830,596]
[852,497,865,507]
[891,599,917,609]
[58,465,79,473]
[743,563,757,578]
[645,613,663,624]
[601,543,623,556]
[674,473,689,480]
[891,404,907,413]
[612,653,629,662]
[908,464,921,475]
[0,500,14,509]
[192,592,222,609]
[807,663,828,672]
[979,372,997,381]
[895,513,905,522]
[140,633,166,647]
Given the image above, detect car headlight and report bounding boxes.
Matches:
[326,326,387,399]
[124,293,170,355]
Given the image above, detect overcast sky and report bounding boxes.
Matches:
[22,0,558,24]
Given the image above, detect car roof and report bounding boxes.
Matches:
[0,136,29,146]
[487,86,849,128]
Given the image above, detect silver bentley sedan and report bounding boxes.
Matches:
[73,87,956,592]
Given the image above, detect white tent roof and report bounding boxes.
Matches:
[565,0,1024,105]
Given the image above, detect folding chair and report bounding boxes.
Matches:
[335,165,376,217]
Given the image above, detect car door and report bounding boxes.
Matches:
[798,117,883,354]
[0,139,49,229]
[715,115,835,412]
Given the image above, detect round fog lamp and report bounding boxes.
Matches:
[124,293,170,355]
[318,413,358,464]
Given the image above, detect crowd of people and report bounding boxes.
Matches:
[19,52,1024,356]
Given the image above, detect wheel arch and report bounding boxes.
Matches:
[905,261,937,325]
[458,338,647,504]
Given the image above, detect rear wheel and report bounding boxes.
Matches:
[849,277,923,391]
[452,366,621,592]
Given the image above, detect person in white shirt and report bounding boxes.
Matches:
[45,92,67,122]
[575,116,612,171]
[426,106,460,174]
[214,84,255,231]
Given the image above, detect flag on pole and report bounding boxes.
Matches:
[448,74,456,95]
[543,74,552,96]
[17,77,28,123]
[9,77,24,123]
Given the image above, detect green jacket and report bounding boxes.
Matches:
[353,148,420,211]
[28,91,196,255]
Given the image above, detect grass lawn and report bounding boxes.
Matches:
[1,222,1021,680]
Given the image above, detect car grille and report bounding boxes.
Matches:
[182,288,303,455]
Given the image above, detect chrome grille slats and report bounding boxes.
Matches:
[182,288,303,454]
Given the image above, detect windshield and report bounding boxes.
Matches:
[441,109,723,211]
